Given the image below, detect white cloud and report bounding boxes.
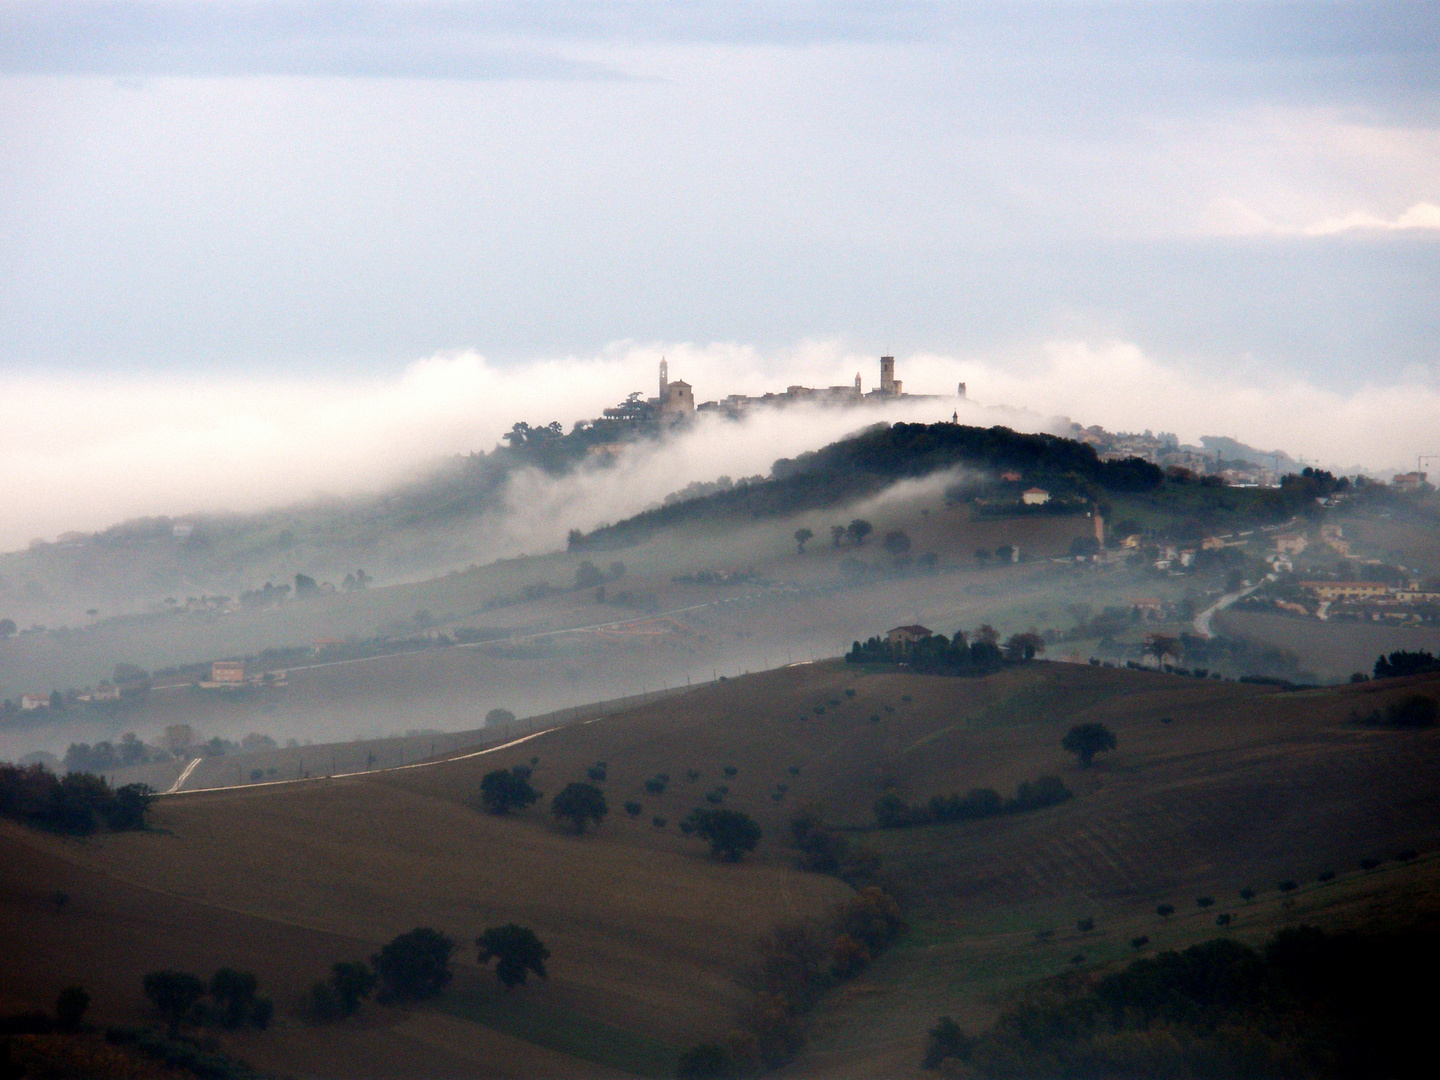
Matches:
[1300,201,1440,236]
[1,339,1436,553]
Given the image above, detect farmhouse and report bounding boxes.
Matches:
[1022,487,1051,506]
[887,624,934,647]
[19,693,49,711]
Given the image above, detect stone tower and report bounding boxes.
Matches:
[880,355,901,395]
[659,357,668,400]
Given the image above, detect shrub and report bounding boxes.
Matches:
[1196,896,1214,909]
[1076,917,1095,933]
[652,816,666,828]
[143,971,205,1029]
[1317,869,1336,883]
[1216,913,1233,928]
[1240,886,1256,901]
[922,1016,972,1069]
[1360,857,1381,871]
[1131,936,1149,950]
[723,765,738,778]
[54,986,89,1030]
[1277,880,1298,894]
[677,1043,736,1079]
[624,801,643,817]
[1157,904,1175,918]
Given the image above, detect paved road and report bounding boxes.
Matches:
[1193,581,1265,638]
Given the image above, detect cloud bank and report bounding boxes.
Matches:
[1,339,1436,552]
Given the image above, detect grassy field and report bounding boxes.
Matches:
[5,659,1439,1077]
[1215,607,1440,681]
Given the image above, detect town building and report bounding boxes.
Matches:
[1301,581,1390,602]
[211,660,245,684]
[1022,487,1051,506]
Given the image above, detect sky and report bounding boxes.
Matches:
[1,1,1438,546]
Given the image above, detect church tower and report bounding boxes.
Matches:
[659,358,668,400]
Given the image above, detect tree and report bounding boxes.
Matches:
[793,527,814,554]
[883,529,912,560]
[0,617,15,639]
[55,986,89,1031]
[143,970,205,1030]
[1062,722,1116,767]
[372,927,454,1002]
[830,524,846,548]
[329,961,376,1017]
[551,781,607,833]
[294,573,319,598]
[1145,633,1181,664]
[485,707,516,729]
[575,560,605,589]
[476,924,550,989]
[209,968,258,1028]
[683,807,762,861]
[479,766,539,815]
[846,519,873,546]
[1003,631,1045,661]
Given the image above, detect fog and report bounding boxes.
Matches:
[4,337,1437,553]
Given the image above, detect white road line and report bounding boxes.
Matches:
[166,757,202,794]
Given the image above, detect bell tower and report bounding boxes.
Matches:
[659,357,668,400]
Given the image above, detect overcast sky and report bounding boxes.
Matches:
[1,1,1437,543]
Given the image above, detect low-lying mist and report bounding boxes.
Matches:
[5,336,1436,555]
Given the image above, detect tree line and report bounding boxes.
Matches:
[922,922,1439,1078]
[0,763,153,835]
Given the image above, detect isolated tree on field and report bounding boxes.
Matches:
[485,707,516,729]
[847,519,874,547]
[0,617,15,639]
[372,927,454,1002]
[831,524,846,548]
[575,560,605,589]
[476,924,550,988]
[683,807,762,861]
[794,527,814,554]
[479,765,539,815]
[1062,722,1117,768]
[143,970,205,1031]
[1003,632,1045,662]
[1145,633,1181,664]
[552,781,608,834]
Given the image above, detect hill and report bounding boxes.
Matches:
[4,659,1438,1077]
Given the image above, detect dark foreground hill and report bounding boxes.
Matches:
[3,660,1438,1078]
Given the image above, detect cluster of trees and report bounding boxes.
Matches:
[789,807,881,886]
[63,732,159,773]
[873,776,1072,829]
[1352,693,1438,729]
[846,627,1043,675]
[923,923,1438,1078]
[681,888,906,1077]
[1374,650,1439,679]
[0,763,153,834]
[142,968,273,1033]
[576,420,1167,550]
[308,924,550,1022]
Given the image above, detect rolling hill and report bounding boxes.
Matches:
[5,658,1438,1077]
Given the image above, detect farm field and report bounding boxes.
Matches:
[5,659,1439,1077]
[1215,608,1440,681]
